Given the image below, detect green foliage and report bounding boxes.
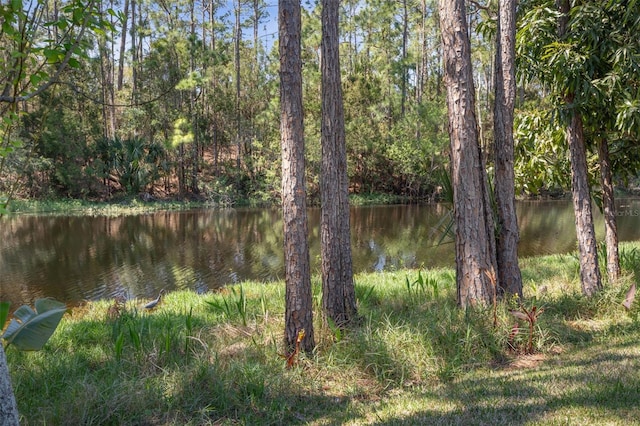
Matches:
[205,285,248,327]
[0,301,9,327]
[97,137,167,195]
[514,108,570,195]
[1,298,66,351]
[171,118,194,148]
[516,0,640,193]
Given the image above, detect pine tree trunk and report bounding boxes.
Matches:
[117,0,129,92]
[234,0,242,171]
[0,345,19,425]
[439,0,497,307]
[279,0,315,353]
[493,0,523,298]
[568,110,602,295]
[190,0,199,194]
[321,0,357,327]
[599,137,620,283]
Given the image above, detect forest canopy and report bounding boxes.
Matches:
[1,0,639,206]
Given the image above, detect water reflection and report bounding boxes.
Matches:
[2,199,640,307]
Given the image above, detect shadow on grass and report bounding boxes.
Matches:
[372,338,640,425]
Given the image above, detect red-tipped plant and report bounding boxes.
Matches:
[280,329,306,368]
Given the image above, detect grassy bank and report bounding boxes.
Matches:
[4,197,212,216]
[4,192,418,216]
[6,244,640,425]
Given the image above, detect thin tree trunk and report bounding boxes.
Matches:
[439,0,497,307]
[117,0,129,91]
[321,0,357,327]
[210,0,220,177]
[0,345,19,425]
[279,0,315,353]
[190,0,199,194]
[599,137,620,283]
[493,0,523,298]
[400,0,408,115]
[235,0,242,171]
[130,0,138,107]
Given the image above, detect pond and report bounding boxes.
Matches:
[2,199,640,308]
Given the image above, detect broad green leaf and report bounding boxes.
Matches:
[43,48,62,64]
[2,298,67,351]
[29,73,42,86]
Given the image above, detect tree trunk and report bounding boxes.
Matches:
[0,345,19,425]
[557,0,602,296]
[279,0,315,353]
[130,0,137,105]
[235,0,242,171]
[568,110,602,295]
[321,0,357,327]
[400,0,408,115]
[190,0,199,194]
[117,0,129,92]
[493,0,523,298]
[210,0,220,177]
[439,0,497,307]
[599,137,620,283]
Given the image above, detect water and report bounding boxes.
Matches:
[2,199,640,308]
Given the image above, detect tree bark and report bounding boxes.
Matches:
[439,0,497,307]
[599,137,620,283]
[117,0,129,92]
[190,0,199,194]
[568,110,602,295]
[0,345,19,426]
[130,0,138,105]
[235,0,242,171]
[400,0,408,115]
[321,0,357,327]
[279,0,315,353]
[493,0,523,298]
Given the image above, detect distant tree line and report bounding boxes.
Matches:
[1,0,458,205]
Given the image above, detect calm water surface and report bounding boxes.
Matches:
[2,199,640,307]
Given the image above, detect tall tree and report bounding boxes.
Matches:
[234,0,242,171]
[557,0,601,296]
[439,0,497,307]
[320,0,357,326]
[117,0,129,91]
[279,0,315,353]
[493,0,523,298]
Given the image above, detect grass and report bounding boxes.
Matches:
[4,192,415,216]
[6,243,640,425]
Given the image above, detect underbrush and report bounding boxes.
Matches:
[7,243,640,425]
